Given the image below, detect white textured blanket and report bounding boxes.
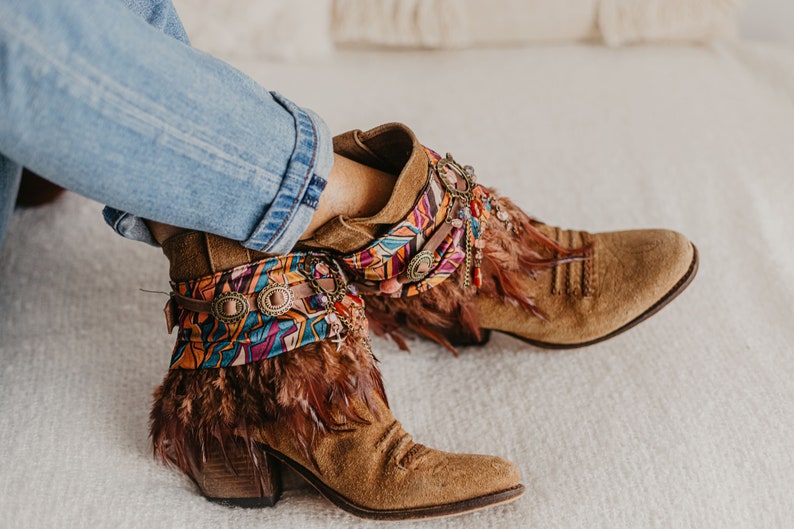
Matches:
[1,42,792,528]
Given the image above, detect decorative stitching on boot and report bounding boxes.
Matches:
[375,420,401,450]
[399,443,429,469]
[582,232,595,297]
[551,227,561,295]
[565,230,573,296]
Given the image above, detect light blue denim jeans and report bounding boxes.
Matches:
[0,0,332,253]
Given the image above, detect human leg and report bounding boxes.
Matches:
[120,0,190,44]
[6,0,189,222]
[0,0,329,253]
[147,151,395,244]
[0,2,524,516]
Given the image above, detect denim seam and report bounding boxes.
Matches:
[0,13,284,183]
[243,98,321,252]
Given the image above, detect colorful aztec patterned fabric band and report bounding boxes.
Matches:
[168,252,366,369]
[340,148,495,297]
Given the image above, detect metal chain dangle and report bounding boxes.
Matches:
[464,221,473,288]
[301,255,348,305]
[300,255,367,344]
[338,148,519,298]
[435,153,492,289]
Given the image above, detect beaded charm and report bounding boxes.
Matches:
[435,154,498,289]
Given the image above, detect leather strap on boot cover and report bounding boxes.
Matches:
[161,234,366,369]
[340,148,496,297]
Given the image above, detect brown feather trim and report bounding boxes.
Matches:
[150,334,386,481]
[365,191,589,353]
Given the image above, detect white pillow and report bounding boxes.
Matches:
[332,0,600,47]
[331,0,738,48]
[600,0,738,46]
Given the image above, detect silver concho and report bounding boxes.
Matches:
[406,250,434,282]
[211,291,250,324]
[256,282,295,317]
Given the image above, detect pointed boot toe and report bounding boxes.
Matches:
[594,229,697,331]
[476,227,698,348]
[433,452,523,503]
[255,396,524,519]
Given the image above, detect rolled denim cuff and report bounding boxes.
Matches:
[102,93,332,252]
[102,207,158,246]
[242,93,331,253]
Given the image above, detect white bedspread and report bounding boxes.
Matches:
[1,42,792,529]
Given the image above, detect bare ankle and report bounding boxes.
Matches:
[146,220,186,245]
[299,153,395,240]
[146,154,394,245]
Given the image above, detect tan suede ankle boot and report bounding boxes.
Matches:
[299,123,698,352]
[149,232,523,519]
